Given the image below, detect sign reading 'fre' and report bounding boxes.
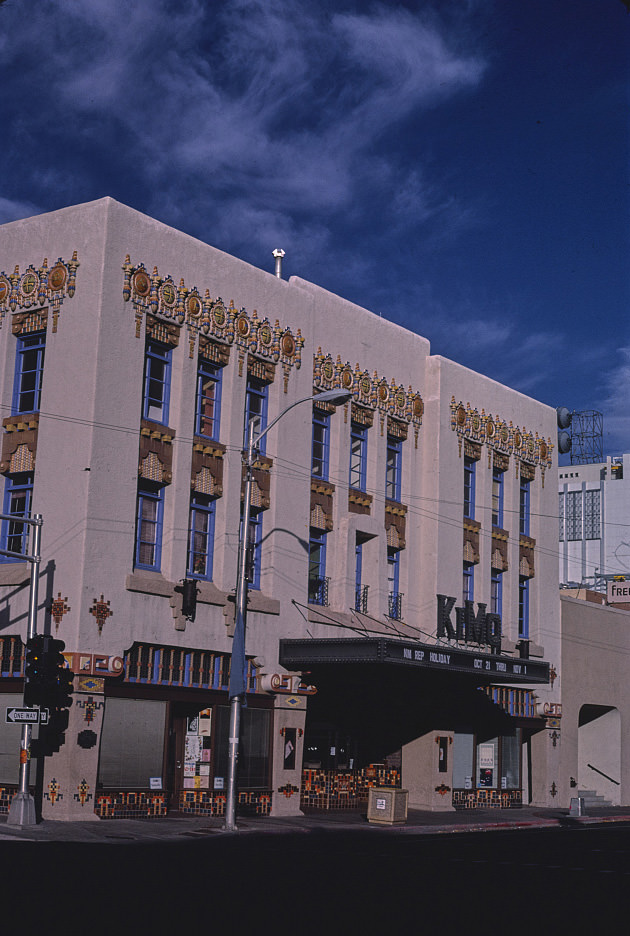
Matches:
[436,595,502,652]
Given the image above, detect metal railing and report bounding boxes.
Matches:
[355,584,369,613]
[308,576,330,607]
[388,592,404,621]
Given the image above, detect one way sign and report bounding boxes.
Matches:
[5,707,49,725]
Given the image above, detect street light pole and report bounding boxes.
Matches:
[224,388,352,832]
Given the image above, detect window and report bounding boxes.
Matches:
[349,422,368,491]
[97,698,167,789]
[492,468,504,528]
[387,547,402,619]
[0,473,33,560]
[308,529,328,605]
[519,478,531,536]
[134,483,164,571]
[244,376,268,454]
[195,357,222,440]
[187,494,216,579]
[311,408,330,480]
[464,456,476,520]
[463,561,474,604]
[518,577,529,639]
[355,540,368,612]
[143,340,172,424]
[565,490,581,541]
[13,332,45,415]
[558,492,564,542]
[244,507,263,589]
[584,489,601,541]
[386,435,402,502]
[491,569,503,617]
[214,706,271,789]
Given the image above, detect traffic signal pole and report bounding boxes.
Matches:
[4,513,42,827]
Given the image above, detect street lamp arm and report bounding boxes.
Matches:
[249,388,353,454]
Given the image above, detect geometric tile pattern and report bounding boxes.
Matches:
[452,788,523,809]
[300,766,402,810]
[95,791,168,819]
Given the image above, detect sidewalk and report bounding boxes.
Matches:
[2,804,630,843]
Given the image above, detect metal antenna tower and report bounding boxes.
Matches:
[570,410,603,465]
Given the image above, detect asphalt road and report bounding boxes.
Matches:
[3,824,629,933]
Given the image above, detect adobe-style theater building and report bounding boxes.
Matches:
[0,199,561,820]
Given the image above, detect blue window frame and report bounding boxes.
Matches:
[244,376,269,454]
[355,540,367,612]
[385,435,402,502]
[134,483,164,571]
[243,507,263,589]
[308,528,328,605]
[312,408,330,480]
[464,456,476,520]
[143,340,172,425]
[492,468,504,528]
[350,422,368,491]
[463,561,474,604]
[491,569,503,617]
[519,478,531,536]
[387,547,402,619]
[13,332,45,415]
[0,473,33,560]
[519,577,529,639]
[195,357,222,440]
[187,494,216,579]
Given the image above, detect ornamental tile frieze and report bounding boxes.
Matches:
[450,397,553,481]
[122,257,304,388]
[0,254,79,332]
[313,350,424,447]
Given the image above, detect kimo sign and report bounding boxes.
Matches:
[436,595,502,652]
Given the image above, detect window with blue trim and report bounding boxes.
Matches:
[463,561,474,604]
[244,376,269,454]
[518,577,529,638]
[187,494,216,579]
[134,482,164,571]
[492,467,504,528]
[519,478,531,536]
[312,407,330,480]
[464,456,476,520]
[385,435,402,502]
[350,422,368,491]
[0,473,33,560]
[491,568,503,617]
[143,340,172,425]
[387,547,402,619]
[308,528,328,605]
[355,540,368,612]
[13,332,46,415]
[195,356,222,440]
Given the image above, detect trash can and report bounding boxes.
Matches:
[367,787,408,825]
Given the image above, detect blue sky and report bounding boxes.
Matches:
[0,0,628,460]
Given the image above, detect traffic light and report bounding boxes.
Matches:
[24,635,74,757]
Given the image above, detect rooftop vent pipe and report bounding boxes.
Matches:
[272,248,285,279]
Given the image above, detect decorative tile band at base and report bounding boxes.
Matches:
[0,784,18,815]
[301,766,401,810]
[453,788,523,809]
[95,791,168,819]
[177,790,272,817]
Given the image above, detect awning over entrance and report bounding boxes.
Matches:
[280,637,550,685]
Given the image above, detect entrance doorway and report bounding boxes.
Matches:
[578,704,621,805]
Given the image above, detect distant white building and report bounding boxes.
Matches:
[558,454,630,589]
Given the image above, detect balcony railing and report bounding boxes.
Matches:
[388,592,404,621]
[308,576,330,607]
[355,583,369,614]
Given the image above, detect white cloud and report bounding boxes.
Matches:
[0,196,42,225]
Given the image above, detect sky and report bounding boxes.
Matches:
[0,0,628,462]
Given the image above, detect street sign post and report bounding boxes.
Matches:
[6,707,49,725]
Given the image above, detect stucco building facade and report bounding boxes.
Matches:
[0,199,561,821]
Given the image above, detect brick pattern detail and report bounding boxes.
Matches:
[95,791,168,819]
[176,790,272,817]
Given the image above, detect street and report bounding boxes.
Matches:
[2,824,629,933]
